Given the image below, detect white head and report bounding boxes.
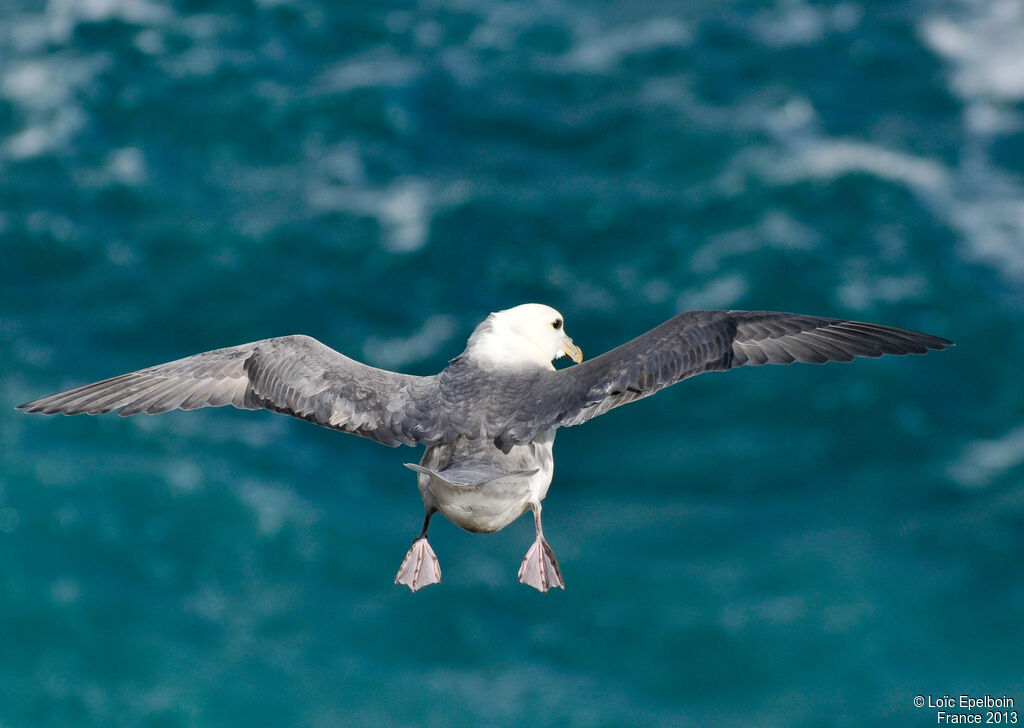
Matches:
[466,303,583,369]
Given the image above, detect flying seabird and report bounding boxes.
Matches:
[18,305,951,592]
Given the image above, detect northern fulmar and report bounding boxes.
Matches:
[18,305,951,592]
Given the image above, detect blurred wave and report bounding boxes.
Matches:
[2,0,1022,726]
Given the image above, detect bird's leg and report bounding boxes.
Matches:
[395,509,441,591]
[518,502,564,593]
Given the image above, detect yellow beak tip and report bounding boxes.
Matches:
[561,336,583,364]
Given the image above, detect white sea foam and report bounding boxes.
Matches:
[49,0,171,25]
[320,54,421,93]
[946,186,1024,278]
[50,578,81,605]
[922,0,1024,103]
[754,1,827,47]
[778,141,951,192]
[363,314,457,369]
[235,479,318,536]
[836,273,928,311]
[45,0,172,43]
[735,84,1024,281]
[378,179,431,252]
[465,1,549,51]
[319,143,366,186]
[753,1,862,47]
[1,52,110,160]
[104,147,149,186]
[690,210,819,275]
[4,114,81,159]
[133,27,165,55]
[107,147,147,185]
[560,18,692,73]
[164,460,203,495]
[948,425,1024,488]
[963,102,1022,135]
[781,139,1024,281]
[913,1,1024,279]
[676,274,748,311]
[308,176,470,253]
[2,62,69,111]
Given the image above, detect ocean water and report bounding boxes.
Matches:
[2,0,1022,725]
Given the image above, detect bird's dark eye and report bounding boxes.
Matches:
[552,319,563,330]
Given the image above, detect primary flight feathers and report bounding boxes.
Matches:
[18,309,950,447]
[18,305,950,592]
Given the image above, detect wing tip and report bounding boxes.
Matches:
[902,333,953,354]
[16,399,54,414]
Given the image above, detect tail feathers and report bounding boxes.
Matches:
[404,463,539,488]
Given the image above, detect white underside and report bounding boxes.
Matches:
[413,431,555,534]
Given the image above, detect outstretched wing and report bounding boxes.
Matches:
[17,335,445,447]
[496,310,951,446]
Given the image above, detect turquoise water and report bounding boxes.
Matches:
[2,1,1022,725]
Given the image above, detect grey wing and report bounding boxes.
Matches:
[17,334,445,447]
[496,310,951,446]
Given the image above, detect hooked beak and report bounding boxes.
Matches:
[561,334,583,364]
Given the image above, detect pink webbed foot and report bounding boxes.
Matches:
[518,537,564,593]
[395,538,441,592]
